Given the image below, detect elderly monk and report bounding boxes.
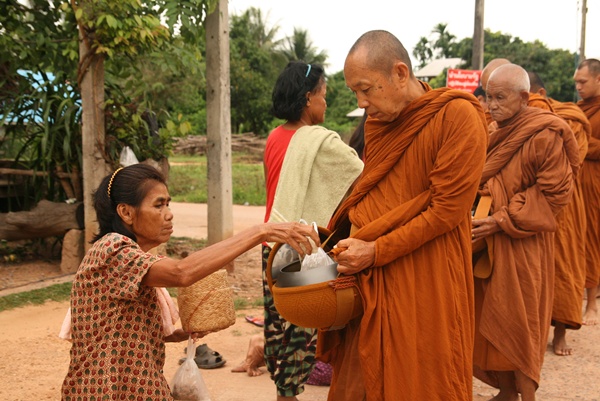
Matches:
[481,58,512,126]
[472,64,579,401]
[318,30,488,401]
[575,58,600,326]
[528,71,590,356]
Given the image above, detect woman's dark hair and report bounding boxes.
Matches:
[271,60,325,121]
[92,164,167,243]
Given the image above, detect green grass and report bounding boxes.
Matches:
[0,282,72,312]
[168,154,265,205]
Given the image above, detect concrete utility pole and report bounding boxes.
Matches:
[472,0,485,71]
[205,0,234,270]
[580,0,587,61]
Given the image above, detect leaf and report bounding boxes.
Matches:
[106,15,119,29]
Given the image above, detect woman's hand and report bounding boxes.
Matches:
[264,222,321,258]
[164,329,209,343]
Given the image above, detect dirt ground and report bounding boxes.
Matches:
[1,203,599,400]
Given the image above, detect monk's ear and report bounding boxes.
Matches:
[538,88,547,98]
[117,203,135,225]
[392,61,410,85]
[519,90,530,104]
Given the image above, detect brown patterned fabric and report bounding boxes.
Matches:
[62,233,169,401]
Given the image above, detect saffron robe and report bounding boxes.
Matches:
[319,84,488,401]
[528,93,554,112]
[577,96,600,288]
[473,107,579,388]
[549,99,590,329]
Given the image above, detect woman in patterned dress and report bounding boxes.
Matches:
[61,163,319,401]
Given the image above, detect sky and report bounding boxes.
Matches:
[228,0,600,74]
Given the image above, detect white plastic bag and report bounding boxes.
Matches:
[301,247,335,271]
[119,146,139,167]
[171,336,212,401]
[299,220,335,271]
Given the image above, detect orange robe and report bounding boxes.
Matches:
[549,99,590,329]
[319,84,488,401]
[528,93,554,111]
[577,96,600,288]
[474,107,579,388]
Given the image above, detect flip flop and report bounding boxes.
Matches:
[245,315,264,327]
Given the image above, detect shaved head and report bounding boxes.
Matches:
[574,58,600,100]
[347,30,413,77]
[481,58,511,90]
[486,64,530,125]
[577,58,600,76]
[489,64,530,92]
[527,71,546,93]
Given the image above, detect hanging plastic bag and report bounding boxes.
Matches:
[171,336,212,401]
[119,146,139,167]
[299,221,335,271]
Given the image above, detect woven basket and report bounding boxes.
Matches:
[178,269,236,333]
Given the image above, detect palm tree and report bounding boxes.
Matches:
[431,23,456,58]
[413,37,433,68]
[278,27,328,65]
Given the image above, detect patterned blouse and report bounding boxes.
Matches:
[61,233,171,401]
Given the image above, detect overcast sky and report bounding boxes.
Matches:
[228,0,599,74]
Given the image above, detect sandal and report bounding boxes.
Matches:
[178,343,227,369]
[245,315,264,327]
[193,343,227,369]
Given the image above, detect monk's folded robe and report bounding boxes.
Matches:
[319,83,488,401]
[577,95,600,288]
[528,93,555,111]
[474,107,579,389]
[549,99,591,330]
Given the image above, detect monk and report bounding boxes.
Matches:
[575,58,600,326]
[528,71,590,356]
[480,58,512,126]
[318,30,488,401]
[472,64,579,401]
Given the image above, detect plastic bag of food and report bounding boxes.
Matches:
[171,336,212,401]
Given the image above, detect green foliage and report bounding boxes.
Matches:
[324,71,361,136]
[69,0,171,60]
[279,27,328,65]
[168,154,265,205]
[229,8,283,136]
[0,282,72,312]
[451,30,578,101]
[1,71,82,203]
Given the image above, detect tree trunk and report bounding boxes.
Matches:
[78,5,111,251]
[0,200,83,241]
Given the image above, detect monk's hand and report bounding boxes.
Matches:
[264,222,320,258]
[332,238,375,275]
[471,216,501,242]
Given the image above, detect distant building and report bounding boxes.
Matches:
[414,58,463,80]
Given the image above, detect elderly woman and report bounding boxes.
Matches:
[61,163,319,401]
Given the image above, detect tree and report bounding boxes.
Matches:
[279,27,328,65]
[413,37,434,69]
[451,29,577,101]
[229,7,282,136]
[431,23,457,58]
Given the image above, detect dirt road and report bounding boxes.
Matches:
[1,202,599,400]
